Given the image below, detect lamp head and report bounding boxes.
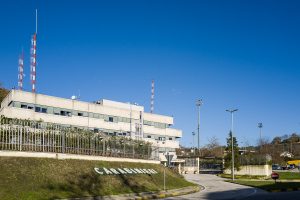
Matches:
[196,99,203,106]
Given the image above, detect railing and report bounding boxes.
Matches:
[0,116,158,160]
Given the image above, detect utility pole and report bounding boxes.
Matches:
[196,99,203,155]
[226,109,238,181]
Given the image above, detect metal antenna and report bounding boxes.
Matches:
[150,80,154,113]
[36,9,38,34]
[30,9,38,93]
[18,48,24,90]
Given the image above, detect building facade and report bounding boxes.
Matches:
[0,90,182,162]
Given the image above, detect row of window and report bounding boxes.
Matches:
[146,135,174,141]
[144,120,169,129]
[10,101,169,129]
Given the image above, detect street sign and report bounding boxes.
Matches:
[271,172,279,183]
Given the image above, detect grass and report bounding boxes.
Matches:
[227,180,300,191]
[274,172,300,180]
[0,157,195,200]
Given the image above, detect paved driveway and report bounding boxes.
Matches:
[166,174,267,200]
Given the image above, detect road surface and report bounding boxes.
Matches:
[166,174,300,200]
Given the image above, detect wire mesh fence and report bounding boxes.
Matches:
[0,116,158,160]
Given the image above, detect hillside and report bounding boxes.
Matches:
[0,157,194,200]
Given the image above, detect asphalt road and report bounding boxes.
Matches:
[166,174,300,200]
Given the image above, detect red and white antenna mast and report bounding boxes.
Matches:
[150,80,155,113]
[30,9,37,93]
[18,49,24,90]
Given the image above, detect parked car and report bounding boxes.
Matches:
[272,164,282,170]
[288,164,295,169]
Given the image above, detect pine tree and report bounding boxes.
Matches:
[224,131,240,171]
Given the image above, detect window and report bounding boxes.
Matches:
[78,112,83,116]
[108,117,113,122]
[94,128,99,133]
[27,104,34,110]
[169,137,173,140]
[113,116,118,123]
[47,107,54,114]
[60,110,72,116]
[41,108,47,113]
[13,101,21,108]
[54,108,60,115]
[147,135,151,138]
[93,113,99,118]
[21,104,27,109]
[35,107,41,112]
[104,115,109,121]
[89,112,94,118]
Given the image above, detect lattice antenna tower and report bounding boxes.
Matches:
[30,9,37,93]
[18,49,24,90]
[150,80,155,113]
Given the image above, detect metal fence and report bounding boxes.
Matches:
[0,116,157,160]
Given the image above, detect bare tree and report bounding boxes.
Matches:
[202,136,223,158]
[207,136,220,149]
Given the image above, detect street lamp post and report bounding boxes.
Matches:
[192,131,195,156]
[196,99,203,154]
[226,109,238,181]
[258,123,263,144]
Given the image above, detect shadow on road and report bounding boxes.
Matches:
[169,186,300,200]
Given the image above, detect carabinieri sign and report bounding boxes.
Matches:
[94,167,158,175]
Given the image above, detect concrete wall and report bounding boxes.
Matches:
[182,166,198,174]
[181,158,200,174]
[224,165,272,176]
[0,151,160,164]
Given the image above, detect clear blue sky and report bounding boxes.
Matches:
[1,0,300,147]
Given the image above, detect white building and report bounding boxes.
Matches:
[0,89,182,162]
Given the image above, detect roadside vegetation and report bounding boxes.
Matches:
[0,157,195,200]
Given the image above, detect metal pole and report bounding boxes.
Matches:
[259,128,262,142]
[196,99,202,155]
[192,132,195,156]
[258,123,263,151]
[231,112,234,181]
[164,128,167,192]
[198,105,200,151]
[226,109,238,181]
